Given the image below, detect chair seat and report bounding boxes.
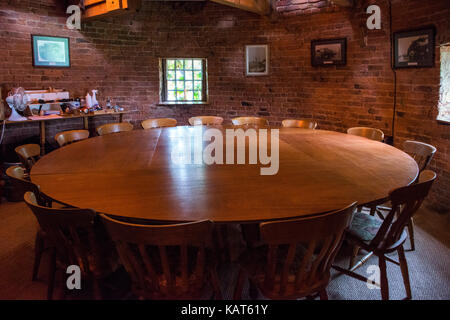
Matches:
[348,212,384,242]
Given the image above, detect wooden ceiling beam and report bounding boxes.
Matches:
[82,0,140,21]
[210,0,270,15]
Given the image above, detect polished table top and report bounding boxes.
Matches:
[31,126,419,223]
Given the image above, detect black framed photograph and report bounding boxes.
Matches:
[393,27,435,68]
[311,38,347,67]
[32,35,70,68]
[246,45,269,76]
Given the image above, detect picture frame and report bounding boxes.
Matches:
[246,45,269,76]
[32,35,70,68]
[311,38,347,67]
[393,27,435,69]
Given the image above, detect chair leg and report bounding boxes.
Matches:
[47,249,56,300]
[379,255,389,300]
[319,289,328,300]
[233,269,246,300]
[407,218,415,251]
[397,246,412,300]
[210,270,223,300]
[249,280,259,300]
[349,245,360,269]
[92,278,102,300]
[32,231,44,281]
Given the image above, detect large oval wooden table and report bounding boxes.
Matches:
[31,126,419,224]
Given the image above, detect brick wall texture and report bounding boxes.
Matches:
[0,0,449,212]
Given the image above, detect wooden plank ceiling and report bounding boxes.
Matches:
[81,0,271,20]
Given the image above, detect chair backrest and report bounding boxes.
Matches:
[370,171,437,250]
[100,214,215,299]
[6,166,47,205]
[257,202,357,299]
[96,122,133,136]
[282,119,318,129]
[55,130,90,147]
[418,170,435,183]
[24,192,110,277]
[188,116,223,126]
[347,127,384,142]
[141,118,177,129]
[232,116,269,127]
[403,140,436,173]
[15,144,40,171]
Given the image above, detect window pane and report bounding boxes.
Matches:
[176,81,184,90]
[194,81,202,90]
[438,45,450,122]
[167,81,175,90]
[193,60,202,70]
[167,71,175,80]
[163,58,206,102]
[176,71,185,80]
[167,60,175,70]
[167,91,176,101]
[194,71,202,80]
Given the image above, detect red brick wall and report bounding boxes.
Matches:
[0,0,449,212]
[389,0,450,212]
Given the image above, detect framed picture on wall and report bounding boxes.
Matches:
[311,38,347,67]
[32,35,70,68]
[393,27,435,68]
[246,45,269,76]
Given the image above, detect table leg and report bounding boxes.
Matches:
[241,223,260,248]
[39,121,46,156]
[83,117,89,130]
[119,113,123,123]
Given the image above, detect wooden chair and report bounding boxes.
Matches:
[96,122,133,136]
[403,140,436,173]
[55,130,89,147]
[188,116,223,126]
[375,141,436,251]
[232,117,269,127]
[334,171,437,300]
[347,127,384,142]
[15,144,40,171]
[6,166,40,200]
[234,202,357,300]
[6,166,50,282]
[282,119,318,129]
[401,141,436,251]
[24,192,118,300]
[142,118,177,129]
[100,215,222,300]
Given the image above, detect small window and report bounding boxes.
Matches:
[160,58,207,104]
[438,45,450,122]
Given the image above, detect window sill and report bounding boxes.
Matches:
[437,118,450,125]
[157,102,210,106]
